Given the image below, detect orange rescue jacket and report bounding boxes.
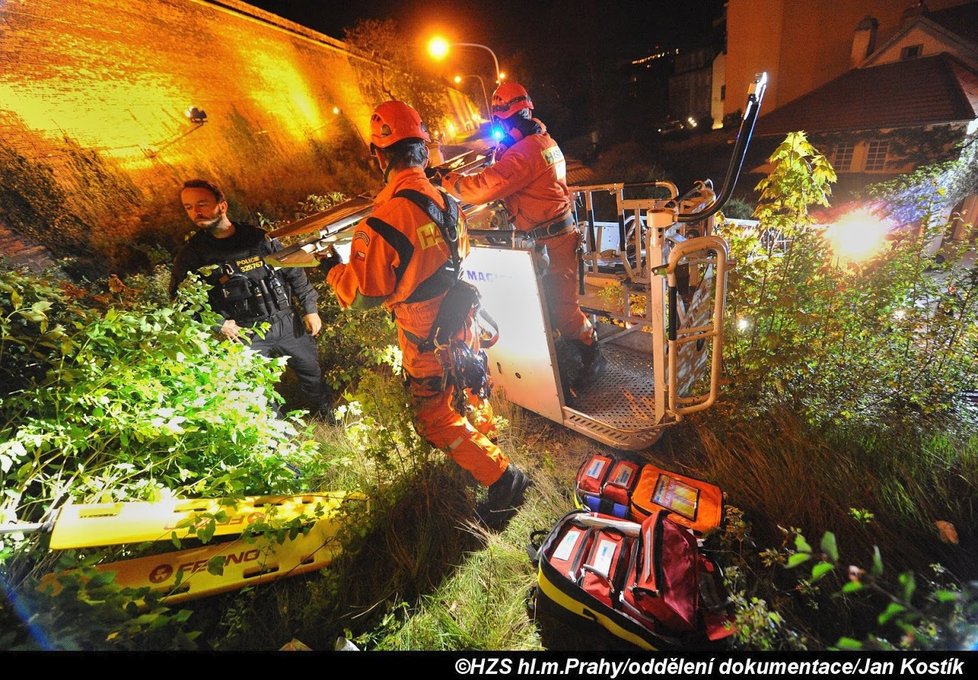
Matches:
[326,167,469,340]
[444,120,570,231]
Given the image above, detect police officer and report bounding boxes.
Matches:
[318,101,530,529]
[170,179,328,412]
[443,83,607,392]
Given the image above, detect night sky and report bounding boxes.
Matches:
[243,0,727,151]
[245,0,726,63]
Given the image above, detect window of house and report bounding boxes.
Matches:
[829,142,854,171]
[865,140,889,171]
[720,85,726,101]
[900,44,923,60]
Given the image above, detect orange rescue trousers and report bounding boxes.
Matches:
[397,302,508,488]
[540,229,594,344]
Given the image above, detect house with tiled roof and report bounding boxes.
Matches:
[755,52,978,178]
[742,1,978,229]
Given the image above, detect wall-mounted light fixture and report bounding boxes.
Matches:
[185,106,208,125]
[144,106,210,158]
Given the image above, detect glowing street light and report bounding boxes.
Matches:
[426,35,502,84]
[824,208,892,262]
[428,36,450,60]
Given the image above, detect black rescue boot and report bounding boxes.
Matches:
[477,464,532,531]
[573,337,608,391]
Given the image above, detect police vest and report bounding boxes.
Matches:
[212,250,291,323]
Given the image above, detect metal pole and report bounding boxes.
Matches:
[458,74,491,120]
[454,42,501,84]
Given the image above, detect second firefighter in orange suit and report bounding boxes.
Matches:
[318,100,530,528]
[443,82,607,389]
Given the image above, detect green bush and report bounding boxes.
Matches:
[721,132,978,426]
[704,133,978,650]
[1,265,325,648]
[1,270,317,517]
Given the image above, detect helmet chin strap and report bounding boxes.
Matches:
[497,113,538,148]
[371,145,393,182]
[374,142,429,183]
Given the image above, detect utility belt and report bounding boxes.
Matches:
[523,213,576,241]
[218,261,291,323]
[404,337,493,416]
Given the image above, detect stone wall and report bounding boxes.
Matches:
[0,0,476,271]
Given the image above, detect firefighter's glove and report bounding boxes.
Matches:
[316,245,343,277]
[426,166,448,186]
[442,172,462,198]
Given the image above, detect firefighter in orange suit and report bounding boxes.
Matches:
[442,82,606,390]
[318,101,530,528]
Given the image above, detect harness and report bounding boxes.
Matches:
[396,188,462,306]
[392,188,498,414]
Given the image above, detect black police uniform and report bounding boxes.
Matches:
[170,222,326,408]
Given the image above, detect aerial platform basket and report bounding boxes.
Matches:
[466,73,766,449]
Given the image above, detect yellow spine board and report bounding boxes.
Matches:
[42,496,365,604]
[49,492,358,550]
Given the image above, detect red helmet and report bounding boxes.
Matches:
[370,100,431,149]
[491,83,533,120]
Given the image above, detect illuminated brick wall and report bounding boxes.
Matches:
[0,0,475,270]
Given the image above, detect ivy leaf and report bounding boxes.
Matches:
[17,310,46,323]
[196,519,216,544]
[933,590,958,603]
[835,637,864,650]
[811,561,834,582]
[88,571,116,588]
[878,602,906,625]
[787,552,811,568]
[899,572,916,602]
[820,532,839,563]
[794,534,812,554]
[842,581,863,594]
[206,556,225,576]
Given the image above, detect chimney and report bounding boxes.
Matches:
[851,16,879,67]
[901,0,929,26]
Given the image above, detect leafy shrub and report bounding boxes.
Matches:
[721,132,978,426]
[5,555,200,651]
[1,266,322,649]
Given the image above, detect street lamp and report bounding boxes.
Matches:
[824,208,892,262]
[454,74,490,120]
[427,35,502,84]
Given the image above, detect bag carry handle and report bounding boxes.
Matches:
[570,514,641,537]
